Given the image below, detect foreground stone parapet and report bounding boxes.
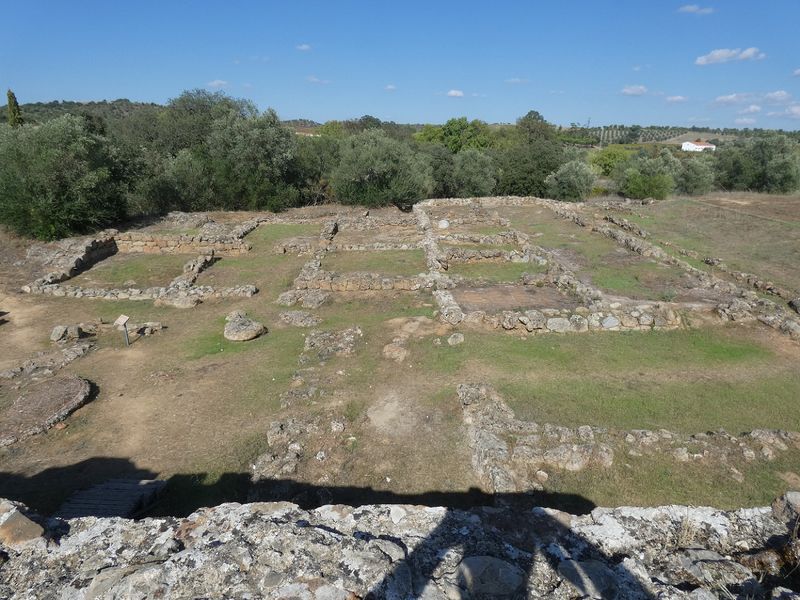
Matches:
[0,495,798,598]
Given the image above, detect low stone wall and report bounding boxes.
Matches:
[115,231,250,256]
[458,383,800,490]
[299,271,430,292]
[26,232,119,285]
[532,197,800,342]
[328,241,421,252]
[462,304,683,333]
[22,282,256,307]
[442,246,529,264]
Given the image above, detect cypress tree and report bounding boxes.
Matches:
[7,89,23,127]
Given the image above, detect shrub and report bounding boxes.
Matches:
[331,129,432,209]
[590,145,631,176]
[452,149,496,197]
[618,168,673,200]
[0,115,128,239]
[545,160,595,201]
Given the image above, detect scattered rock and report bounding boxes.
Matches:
[49,325,68,342]
[382,342,408,363]
[303,327,362,362]
[223,311,266,342]
[154,295,201,309]
[0,501,43,548]
[447,332,464,346]
[279,311,322,328]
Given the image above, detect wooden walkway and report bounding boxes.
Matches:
[54,479,166,519]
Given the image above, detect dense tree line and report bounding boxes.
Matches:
[1,88,799,240]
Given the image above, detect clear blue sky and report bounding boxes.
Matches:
[3,0,799,128]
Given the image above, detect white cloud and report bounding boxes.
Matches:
[738,104,761,114]
[687,116,712,123]
[549,89,566,95]
[714,92,753,105]
[768,105,800,119]
[764,90,791,104]
[306,75,330,85]
[735,117,756,125]
[296,43,312,51]
[678,4,714,14]
[207,79,228,88]
[446,89,464,97]
[242,83,253,89]
[695,47,766,65]
[794,68,800,77]
[505,77,528,84]
[384,84,397,91]
[666,95,688,103]
[621,84,648,96]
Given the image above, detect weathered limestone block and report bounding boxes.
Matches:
[223,311,266,342]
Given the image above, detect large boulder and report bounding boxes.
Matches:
[223,311,266,342]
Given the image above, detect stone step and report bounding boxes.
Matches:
[54,479,166,519]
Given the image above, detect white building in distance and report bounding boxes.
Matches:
[681,139,716,152]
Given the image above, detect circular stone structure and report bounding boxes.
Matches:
[0,375,92,447]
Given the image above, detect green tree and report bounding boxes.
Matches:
[545,160,596,201]
[318,120,346,138]
[206,108,297,211]
[287,135,340,204]
[331,129,432,209]
[618,168,673,200]
[715,135,800,193]
[676,158,714,195]
[0,115,128,239]
[438,117,492,153]
[590,145,632,176]
[452,149,496,197]
[419,143,456,198]
[516,110,557,142]
[6,89,23,127]
[494,139,565,196]
[157,89,257,155]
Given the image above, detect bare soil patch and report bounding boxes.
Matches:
[454,285,579,312]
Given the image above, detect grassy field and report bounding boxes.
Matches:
[69,253,189,289]
[614,195,800,293]
[195,223,316,291]
[323,249,427,276]
[497,206,693,298]
[447,260,546,283]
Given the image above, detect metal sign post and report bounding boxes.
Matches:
[114,315,130,347]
